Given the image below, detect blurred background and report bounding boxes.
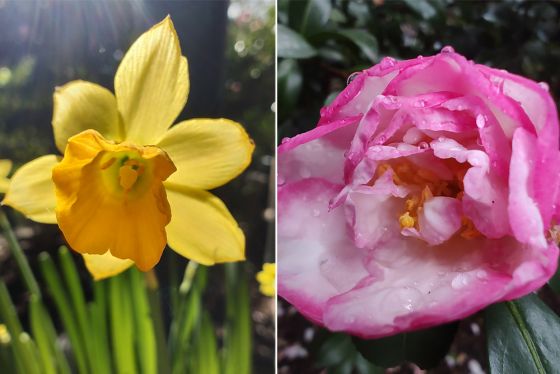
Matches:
[0,0,274,373]
[278,0,560,373]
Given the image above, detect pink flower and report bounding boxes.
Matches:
[278,48,560,338]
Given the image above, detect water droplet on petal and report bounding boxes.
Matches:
[346,72,360,86]
[379,57,397,69]
[539,81,550,91]
[414,99,426,108]
[441,45,455,53]
[281,137,290,144]
[418,141,430,150]
[377,135,387,144]
[476,114,486,129]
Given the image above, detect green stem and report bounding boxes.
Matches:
[0,208,41,297]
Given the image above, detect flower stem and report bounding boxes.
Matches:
[0,208,41,297]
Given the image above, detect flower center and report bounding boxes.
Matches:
[373,159,480,240]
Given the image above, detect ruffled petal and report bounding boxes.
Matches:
[508,128,547,248]
[53,80,122,153]
[278,179,370,325]
[83,251,134,281]
[52,130,176,270]
[3,155,58,223]
[165,185,245,265]
[157,119,254,190]
[115,16,189,145]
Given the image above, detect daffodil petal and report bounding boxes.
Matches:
[83,251,134,281]
[165,185,245,265]
[115,16,189,145]
[53,80,121,153]
[3,155,58,223]
[158,119,254,190]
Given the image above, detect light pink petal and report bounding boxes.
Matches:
[416,197,462,245]
[278,179,370,324]
[345,170,411,249]
[278,121,357,185]
[477,64,559,144]
[322,234,557,338]
[509,128,551,248]
[431,137,510,238]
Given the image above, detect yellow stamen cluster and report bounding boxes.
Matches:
[375,159,481,239]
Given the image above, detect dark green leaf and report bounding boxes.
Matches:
[288,0,332,36]
[486,294,560,374]
[278,59,302,118]
[353,322,458,369]
[277,25,317,59]
[336,29,379,62]
[403,0,437,19]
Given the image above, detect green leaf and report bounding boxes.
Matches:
[335,29,379,62]
[288,0,332,36]
[403,0,437,19]
[277,25,317,59]
[129,269,157,374]
[353,322,458,369]
[223,263,252,374]
[39,252,89,374]
[313,332,384,374]
[278,59,302,118]
[486,294,560,374]
[108,272,137,374]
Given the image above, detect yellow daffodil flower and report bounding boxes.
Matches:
[0,160,12,193]
[3,17,254,279]
[256,263,275,297]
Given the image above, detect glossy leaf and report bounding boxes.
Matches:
[353,323,458,369]
[277,25,317,59]
[314,332,383,374]
[335,29,379,62]
[486,294,560,374]
[288,0,332,36]
[278,59,302,118]
[403,0,437,19]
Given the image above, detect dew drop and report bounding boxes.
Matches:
[475,114,486,129]
[281,137,290,144]
[441,45,455,53]
[346,72,360,86]
[414,99,426,108]
[539,81,550,91]
[379,56,397,69]
[377,135,387,144]
[418,141,430,150]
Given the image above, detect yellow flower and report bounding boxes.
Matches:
[256,263,275,297]
[0,160,12,193]
[3,17,254,279]
[0,324,10,344]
